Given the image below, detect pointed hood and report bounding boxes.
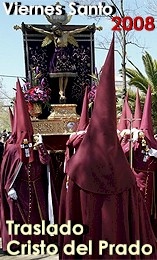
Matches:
[64,88,89,170]
[67,36,135,194]
[140,86,157,149]
[77,87,89,131]
[5,93,18,147]
[9,107,14,132]
[14,79,34,163]
[117,97,132,131]
[133,89,142,129]
[117,99,127,131]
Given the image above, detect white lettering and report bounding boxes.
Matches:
[3,2,64,15]
[14,223,21,235]
[3,2,15,15]
[59,220,72,235]
[21,243,27,255]
[72,224,84,235]
[69,2,77,15]
[64,240,75,255]
[46,224,58,236]
[33,224,41,235]
[115,244,127,255]
[39,240,47,255]
[102,6,113,16]
[109,243,116,255]
[99,241,109,255]
[41,219,46,234]
[44,6,55,15]
[141,244,153,255]
[77,244,88,255]
[33,6,44,15]
[6,220,14,235]
[63,240,92,256]
[88,6,98,16]
[7,240,20,256]
[21,224,32,235]
[55,4,63,15]
[69,2,116,16]
[128,240,140,255]
[47,244,59,255]
[32,244,40,255]
[18,5,28,15]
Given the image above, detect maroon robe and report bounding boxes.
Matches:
[59,179,157,259]
[59,134,157,259]
[133,140,157,211]
[132,138,157,237]
[121,86,157,237]
[120,132,157,237]
[0,143,58,252]
[59,37,157,259]
[59,129,88,254]
[64,130,87,173]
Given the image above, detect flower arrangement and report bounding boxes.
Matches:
[23,66,51,105]
[23,81,51,104]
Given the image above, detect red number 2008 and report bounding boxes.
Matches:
[112,16,155,31]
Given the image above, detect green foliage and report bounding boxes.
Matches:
[123,52,157,129]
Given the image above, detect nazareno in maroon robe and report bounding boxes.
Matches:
[121,86,157,237]
[58,36,157,259]
[0,142,58,252]
[0,80,58,253]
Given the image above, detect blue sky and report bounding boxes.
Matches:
[0,0,157,103]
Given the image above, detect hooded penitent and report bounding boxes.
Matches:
[0,79,58,252]
[132,89,142,129]
[59,36,157,259]
[117,97,133,151]
[140,85,157,149]
[117,96,132,132]
[15,79,34,163]
[77,87,89,132]
[64,87,89,172]
[117,98,127,131]
[60,87,90,239]
[8,107,14,131]
[120,91,141,155]
[67,37,135,195]
[133,86,157,230]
